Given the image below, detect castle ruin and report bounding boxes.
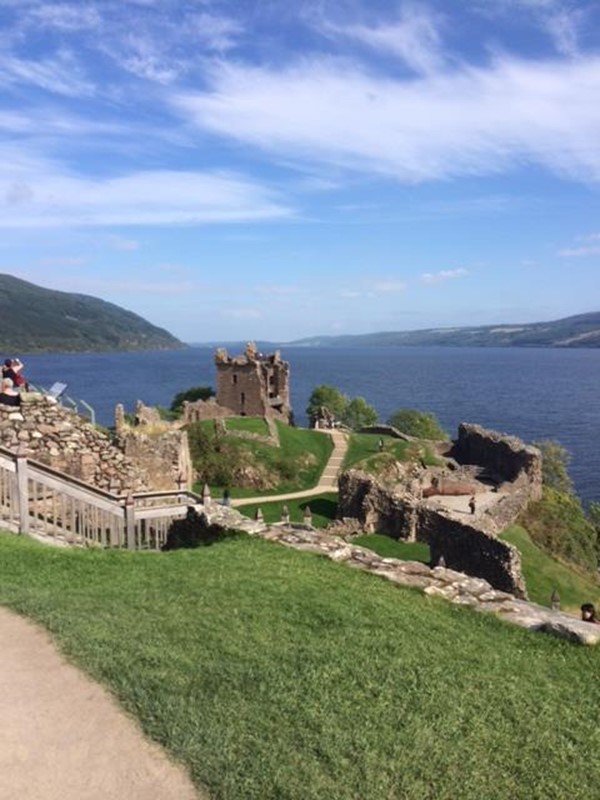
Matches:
[212,342,292,422]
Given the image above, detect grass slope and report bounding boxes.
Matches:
[501,525,600,612]
[237,492,338,528]
[344,433,441,473]
[2,533,600,800]
[0,273,182,352]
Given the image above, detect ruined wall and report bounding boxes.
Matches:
[421,507,527,598]
[183,398,235,424]
[0,395,149,493]
[451,423,542,496]
[117,428,192,491]
[337,469,528,598]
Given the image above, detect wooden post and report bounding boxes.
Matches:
[15,445,29,535]
[125,494,136,550]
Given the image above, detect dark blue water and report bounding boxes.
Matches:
[19,345,600,504]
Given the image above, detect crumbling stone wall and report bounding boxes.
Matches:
[115,402,193,491]
[421,506,527,598]
[337,468,528,598]
[183,397,235,424]
[451,423,542,496]
[0,395,149,493]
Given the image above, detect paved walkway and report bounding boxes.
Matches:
[231,429,348,507]
[0,607,202,800]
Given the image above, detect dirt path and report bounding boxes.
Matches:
[0,607,203,800]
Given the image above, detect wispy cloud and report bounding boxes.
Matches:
[319,5,445,75]
[420,268,469,285]
[174,52,600,184]
[108,235,140,251]
[27,3,102,32]
[0,51,95,97]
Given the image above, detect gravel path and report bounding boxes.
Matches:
[0,607,203,800]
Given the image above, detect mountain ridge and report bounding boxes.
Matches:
[0,274,183,353]
[287,311,600,349]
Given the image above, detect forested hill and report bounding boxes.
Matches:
[0,274,184,353]
[289,312,600,349]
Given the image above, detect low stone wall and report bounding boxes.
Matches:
[451,423,542,495]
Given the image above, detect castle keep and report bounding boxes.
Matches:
[214,342,292,422]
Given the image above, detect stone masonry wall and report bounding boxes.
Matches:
[0,394,150,493]
[451,423,542,495]
[337,469,528,598]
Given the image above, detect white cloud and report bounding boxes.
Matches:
[420,268,469,285]
[558,245,600,257]
[0,152,294,228]
[321,6,445,75]
[174,53,600,184]
[108,235,140,251]
[544,9,583,57]
[372,280,407,293]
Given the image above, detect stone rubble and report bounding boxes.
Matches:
[202,501,600,647]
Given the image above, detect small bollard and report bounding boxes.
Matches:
[202,483,212,506]
[255,507,264,523]
[281,504,290,525]
[551,588,561,612]
[303,505,312,527]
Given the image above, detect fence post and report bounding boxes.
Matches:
[15,445,29,535]
[125,494,136,550]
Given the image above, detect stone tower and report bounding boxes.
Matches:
[214,342,292,422]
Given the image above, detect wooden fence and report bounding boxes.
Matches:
[0,446,202,550]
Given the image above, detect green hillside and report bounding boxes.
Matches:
[0,273,183,352]
[290,311,600,348]
[1,532,600,800]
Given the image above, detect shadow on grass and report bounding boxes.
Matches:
[298,497,338,522]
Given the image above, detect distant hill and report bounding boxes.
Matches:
[0,274,184,353]
[289,312,600,349]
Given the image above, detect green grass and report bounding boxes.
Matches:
[237,493,338,528]
[2,532,600,799]
[225,417,270,436]
[343,433,441,473]
[210,423,333,498]
[501,525,600,613]
[352,533,431,563]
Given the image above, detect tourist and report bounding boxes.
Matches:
[10,358,29,391]
[468,496,476,515]
[222,488,231,507]
[580,603,600,624]
[0,377,21,407]
[378,438,384,452]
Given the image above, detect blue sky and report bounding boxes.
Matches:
[1,0,600,342]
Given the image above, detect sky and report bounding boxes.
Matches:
[1,0,600,343]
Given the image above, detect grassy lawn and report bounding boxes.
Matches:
[237,493,338,528]
[501,525,600,613]
[352,533,431,563]
[2,532,600,799]
[225,417,270,436]
[344,433,441,472]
